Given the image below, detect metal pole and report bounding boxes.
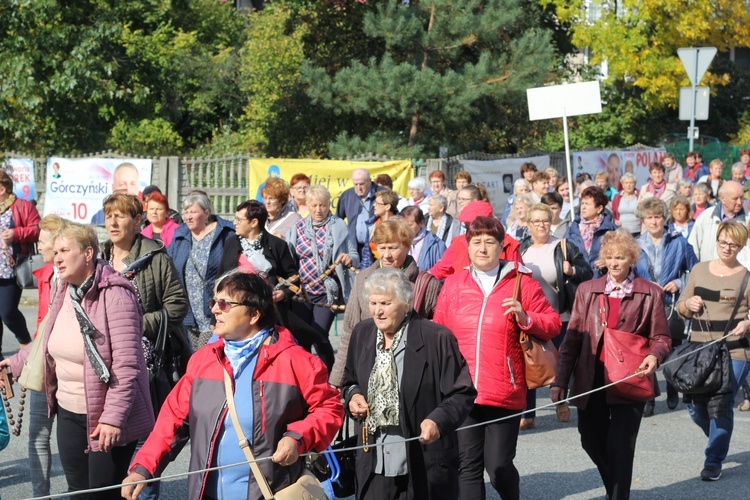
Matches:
[688,49,700,152]
[562,109,575,222]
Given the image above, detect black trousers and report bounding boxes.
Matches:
[458,404,521,500]
[578,387,645,500]
[291,295,335,371]
[360,473,409,500]
[57,406,138,499]
[0,278,31,346]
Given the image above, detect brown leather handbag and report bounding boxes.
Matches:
[514,271,559,389]
[599,295,655,402]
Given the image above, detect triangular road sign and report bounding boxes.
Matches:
[678,47,717,87]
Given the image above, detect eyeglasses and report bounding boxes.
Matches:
[529,219,551,225]
[233,217,249,224]
[209,298,245,312]
[373,201,388,206]
[293,186,309,192]
[457,197,474,202]
[716,240,740,251]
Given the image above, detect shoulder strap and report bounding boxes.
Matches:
[726,271,750,336]
[598,294,608,326]
[223,370,275,500]
[561,238,567,261]
[412,271,431,316]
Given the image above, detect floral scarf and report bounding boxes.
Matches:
[366,318,408,431]
[239,235,272,274]
[579,213,604,253]
[0,194,16,215]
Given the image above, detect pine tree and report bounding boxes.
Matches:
[301,0,555,156]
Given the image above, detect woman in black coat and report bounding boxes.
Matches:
[218,200,326,351]
[343,267,476,500]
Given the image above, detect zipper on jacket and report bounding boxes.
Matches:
[202,402,227,497]
[474,295,490,394]
[260,381,267,434]
[507,356,516,388]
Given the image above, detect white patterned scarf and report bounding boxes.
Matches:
[366,318,408,431]
[302,214,338,304]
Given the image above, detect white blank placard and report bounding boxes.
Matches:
[527,81,602,121]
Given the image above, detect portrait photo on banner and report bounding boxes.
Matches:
[571,149,666,189]
[248,159,414,210]
[43,157,153,224]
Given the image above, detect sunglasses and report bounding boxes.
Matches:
[209,298,245,312]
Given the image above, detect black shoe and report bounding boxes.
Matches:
[667,393,679,410]
[700,466,721,481]
[643,401,655,417]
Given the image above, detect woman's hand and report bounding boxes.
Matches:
[562,261,573,276]
[685,295,704,313]
[549,387,565,403]
[614,219,622,227]
[1,229,14,244]
[502,297,528,326]
[418,418,441,445]
[90,423,121,453]
[730,319,750,337]
[637,354,658,377]
[121,472,147,500]
[335,253,353,268]
[272,436,299,467]
[272,290,285,303]
[349,394,369,419]
[662,281,679,294]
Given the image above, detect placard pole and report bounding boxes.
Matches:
[562,109,575,222]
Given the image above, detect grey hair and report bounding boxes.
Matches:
[677,178,694,191]
[513,195,534,208]
[352,168,370,181]
[694,182,712,197]
[408,176,428,193]
[430,194,447,209]
[364,267,414,307]
[620,172,637,183]
[307,184,332,205]
[637,197,668,220]
[732,162,745,174]
[183,193,212,214]
[513,178,530,191]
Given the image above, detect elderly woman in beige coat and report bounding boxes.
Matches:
[329,218,441,387]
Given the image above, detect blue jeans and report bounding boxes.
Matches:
[687,359,750,468]
[28,389,55,498]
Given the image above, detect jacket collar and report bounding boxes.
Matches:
[589,274,652,295]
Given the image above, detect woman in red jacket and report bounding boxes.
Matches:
[433,216,561,500]
[551,229,671,499]
[0,169,40,350]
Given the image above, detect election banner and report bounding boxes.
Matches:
[3,158,36,200]
[571,149,667,190]
[249,159,413,211]
[44,157,153,224]
[460,156,551,218]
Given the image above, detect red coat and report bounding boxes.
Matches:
[429,233,522,280]
[433,262,561,410]
[131,326,343,499]
[11,198,41,254]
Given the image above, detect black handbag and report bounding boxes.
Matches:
[663,341,727,395]
[311,416,356,498]
[148,310,182,415]
[559,239,579,312]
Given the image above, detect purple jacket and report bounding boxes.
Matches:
[9,261,154,451]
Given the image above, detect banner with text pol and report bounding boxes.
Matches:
[249,159,413,211]
[43,157,153,223]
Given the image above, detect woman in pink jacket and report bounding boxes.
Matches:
[434,216,561,500]
[1,222,154,499]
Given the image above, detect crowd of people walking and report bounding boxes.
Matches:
[0,149,749,499]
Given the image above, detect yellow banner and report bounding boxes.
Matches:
[249,159,413,211]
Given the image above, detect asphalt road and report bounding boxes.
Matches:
[2,296,748,499]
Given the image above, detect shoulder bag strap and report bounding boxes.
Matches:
[725,270,750,337]
[561,238,567,261]
[599,294,608,327]
[222,370,275,500]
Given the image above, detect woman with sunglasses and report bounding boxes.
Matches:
[357,190,400,269]
[123,272,343,500]
[518,203,593,430]
[676,221,750,481]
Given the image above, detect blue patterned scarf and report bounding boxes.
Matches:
[224,328,271,377]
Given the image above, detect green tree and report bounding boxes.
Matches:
[0,0,246,155]
[301,0,555,157]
